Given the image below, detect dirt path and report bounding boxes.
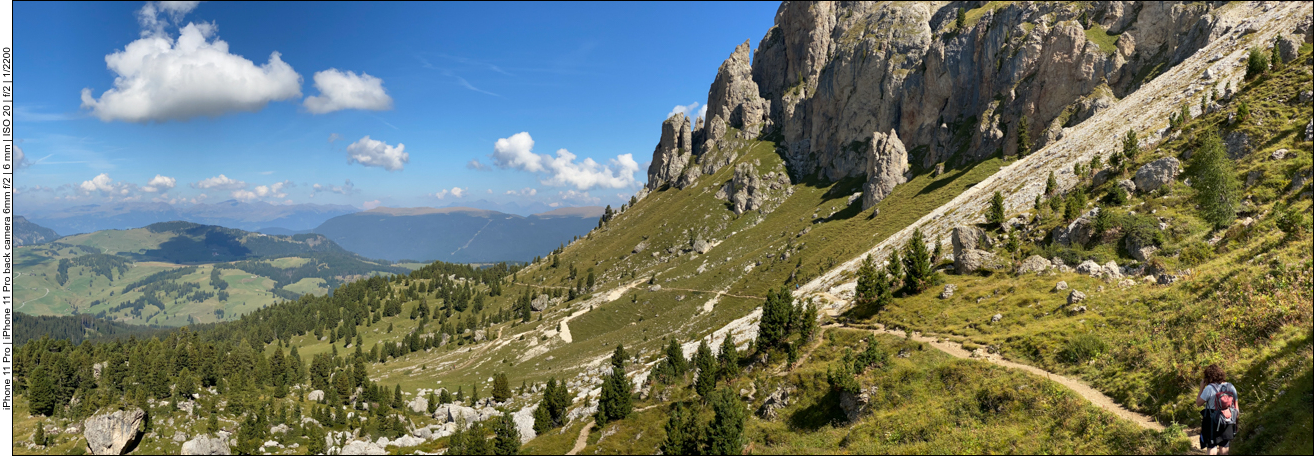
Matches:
[835,323,1200,450]
[453,326,504,371]
[660,286,764,301]
[566,421,595,455]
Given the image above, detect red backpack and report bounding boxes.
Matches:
[1210,383,1239,436]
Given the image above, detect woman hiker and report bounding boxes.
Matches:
[1196,364,1239,455]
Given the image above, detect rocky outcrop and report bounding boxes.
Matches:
[408,395,429,414]
[1052,208,1099,246]
[180,434,230,455]
[861,129,910,210]
[838,386,878,422]
[531,294,550,312]
[340,440,387,455]
[722,162,793,215]
[647,114,695,190]
[84,408,145,455]
[512,405,538,444]
[757,387,792,420]
[1017,255,1052,274]
[1133,157,1181,193]
[703,40,772,151]
[955,249,1004,275]
[950,226,991,259]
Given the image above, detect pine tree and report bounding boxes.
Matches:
[694,339,717,397]
[27,365,57,416]
[1045,171,1057,196]
[492,373,512,403]
[661,402,703,455]
[595,366,633,426]
[704,389,746,455]
[955,7,966,31]
[33,421,46,447]
[1188,131,1239,229]
[394,384,404,408]
[544,377,569,427]
[465,420,490,455]
[797,299,818,343]
[884,251,903,294]
[902,229,935,294]
[987,191,1006,226]
[533,402,554,434]
[492,413,521,455]
[718,335,741,378]
[1017,116,1032,157]
[1246,47,1269,80]
[757,287,793,351]
[854,255,880,312]
[611,343,628,370]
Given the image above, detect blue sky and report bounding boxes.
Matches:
[15,1,779,210]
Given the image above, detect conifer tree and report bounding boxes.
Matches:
[987,191,1006,226]
[757,287,793,351]
[33,420,46,447]
[694,339,717,397]
[855,255,880,311]
[492,373,512,403]
[704,389,746,455]
[718,335,741,378]
[27,366,57,416]
[884,251,903,295]
[661,402,703,455]
[611,343,628,370]
[1188,131,1239,229]
[595,365,633,426]
[902,229,935,294]
[1017,116,1032,157]
[492,413,521,455]
[1045,171,1057,196]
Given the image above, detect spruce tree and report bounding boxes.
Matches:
[533,402,554,434]
[718,335,741,378]
[661,402,703,455]
[704,389,746,455]
[884,251,903,295]
[1017,116,1032,157]
[611,343,628,369]
[854,255,880,312]
[492,373,512,403]
[987,191,1006,226]
[1188,131,1239,229]
[694,339,717,397]
[595,366,632,426]
[27,366,57,416]
[492,413,521,455]
[757,287,793,351]
[33,421,46,447]
[1045,171,1057,196]
[902,229,935,294]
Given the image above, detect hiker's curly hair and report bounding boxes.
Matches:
[1204,364,1226,384]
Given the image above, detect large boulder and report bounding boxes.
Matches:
[1017,255,1052,274]
[530,294,550,311]
[434,405,480,424]
[512,405,538,444]
[724,163,792,216]
[860,129,910,210]
[307,390,325,402]
[838,387,877,422]
[1133,158,1181,193]
[408,395,429,414]
[180,434,230,455]
[1052,208,1099,246]
[646,113,695,190]
[955,249,1004,275]
[340,440,387,455]
[951,226,991,259]
[84,408,146,455]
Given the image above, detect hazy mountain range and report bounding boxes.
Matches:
[23,200,359,235]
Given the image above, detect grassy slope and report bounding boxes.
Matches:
[868,50,1314,454]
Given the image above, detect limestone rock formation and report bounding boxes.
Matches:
[723,162,793,215]
[955,249,1004,275]
[861,129,910,210]
[1052,208,1099,246]
[512,405,538,444]
[1133,157,1181,193]
[408,395,429,414]
[1017,255,1052,274]
[84,408,146,455]
[531,294,550,312]
[646,113,695,190]
[340,440,387,455]
[950,226,991,259]
[180,434,231,455]
[704,40,772,151]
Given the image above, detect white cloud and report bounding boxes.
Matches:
[432,186,466,199]
[363,199,382,210]
[230,181,290,202]
[192,174,247,190]
[303,69,394,114]
[328,133,343,143]
[667,102,706,120]
[506,187,537,197]
[558,190,601,204]
[231,189,258,202]
[466,159,489,170]
[488,132,640,190]
[12,145,31,169]
[312,179,358,196]
[80,6,303,123]
[79,173,118,194]
[346,136,408,171]
[142,174,176,193]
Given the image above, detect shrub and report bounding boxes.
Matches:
[1236,101,1250,124]
[1060,333,1107,364]
[1246,47,1269,80]
[1122,213,1165,252]
[1275,205,1310,238]
[1178,241,1214,267]
[1108,186,1129,205]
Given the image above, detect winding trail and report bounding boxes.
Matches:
[14,272,51,310]
[566,421,594,455]
[833,323,1202,451]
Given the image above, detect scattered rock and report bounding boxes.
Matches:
[1130,245,1158,262]
[308,390,325,402]
[1118,278,1137,288]
[1225,130,1251,159]
[838,386,877,422]
[1067,290,1087,305]
[758,387,792,420]
[1017,255,1051,274]
[340,440,387,455]
[1053,208,1099,246]
[84,408,146,455]
[1133,158,1181,193]
[180,434,230,455]
[270,424,290,434]
[1276,34,1300,63]
[939,284,957,299]
[1055,281,1069,291]
[512,405,538,444]
[955,249,1004,275]
[531,294,550,311]
[408,395,429,414]
[1116,179,1137,196]
[1157,274,1179,285]
[991,314,1002,323]
[1069,305,1088,314]
[1271,148,1289,160]
[649,285,662,292]
[386,435,426,448]
[933,162,946,177]
[691,239,712,254]
[951,226,990,257]
[632,240,648,254]
[172,432,187,443]
[1075,260,1104,277]
[847,192,863,206]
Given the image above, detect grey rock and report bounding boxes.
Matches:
[1101,261,1124,280]
[1117,179,1137,196]
[838,387,877,423]
[512,405,538,444]
[1291,174,1310,193]
[704,40,771,144]
[340,440,387,455]
[649,284,662,292]
[991,314,1003,323]
[632,240,648,254]
[1130,244,1158,262]
[1157,274,1179,285]
[1069,305,1088,314]
[1307,119,1313,142]
[951,226,991,259]
[84,408,146,455]
[173,431,188,443]
[1075,260,1104,277]
[758,387,792,420]
[1225,130,1251,159]
[180,434,231,455]
[1053,208,1098,246]
[387,435,426,448]
[1276,34,1300,63]
[955,249,1004,275]
[1133,158,1181,193]
[939,284,957,299]
[530,294,550,312]
[1271,148,1288,160]
[1067,290,1087,305]
[692,239,712,254]
[933,163,946,177]
[433,405,480,424]
[646,113,695,190]
[1055,281,1069,291]
[270,424,290,434]
[847,192,863,206]
[408,395,429,414]
[308,390,325,402]
[473,329,486,342]
[861,129,910,210]
[1017,255,1051,274]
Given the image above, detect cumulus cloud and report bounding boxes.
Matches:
[362,199,382,210]
[557,190,600,204]
[142,174,176,193]
[191,174,247,190]
[488,132,640,190]
[432,187,466,199]
[505,187,537,197]
[346,136,408,171]
[303,69,394,114]
[667,102,706,121]
[466,159,488,171]
[12,145,31,169]
[311,179,358,196]
[78,173,135,197]
[80,3,302,123]
[231,180,292,202]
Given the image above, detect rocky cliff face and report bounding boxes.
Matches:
[646,113,695,190]
[649,1,1228,209]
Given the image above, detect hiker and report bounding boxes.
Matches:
[1196,364,1239,455]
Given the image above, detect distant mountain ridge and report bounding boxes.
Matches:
[312,205,604,263]
[14,216,61,246]
[25,200,359,235]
